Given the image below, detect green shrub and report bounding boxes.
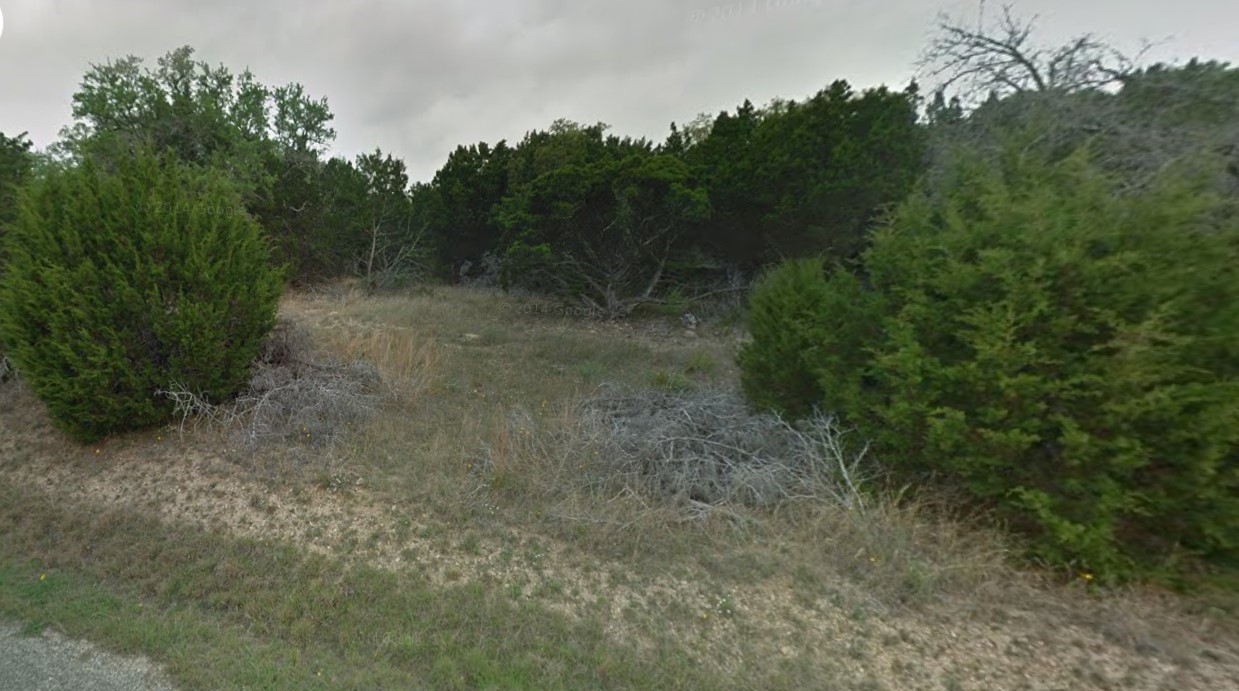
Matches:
[742,149,1239,580]
[0,145,283,442]
[684,351,718,376]
[737,257,877,420]
[649,368,692,393]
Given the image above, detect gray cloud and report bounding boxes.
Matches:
[1,0,1235,182]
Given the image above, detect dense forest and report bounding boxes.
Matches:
[2,7,1237,580]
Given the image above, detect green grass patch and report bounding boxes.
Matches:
[0,481,721,690]
[0,559,350,689]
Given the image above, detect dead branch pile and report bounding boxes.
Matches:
[578,386,872,511]
[159,318,381,449]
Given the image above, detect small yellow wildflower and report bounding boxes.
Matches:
[39,573,45,581]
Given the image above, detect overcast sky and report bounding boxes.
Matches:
[0,0,1235,183]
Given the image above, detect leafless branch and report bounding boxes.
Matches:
[157,318,381,449]
[355,199,428,294]
[918,2,1146,107]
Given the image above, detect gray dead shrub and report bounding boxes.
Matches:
[577,386,872,511]
[159,317,381,449]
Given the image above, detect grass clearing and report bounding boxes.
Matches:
[0,483,715,690]
[1,282,1237,690]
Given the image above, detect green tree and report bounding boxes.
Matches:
[0,144,283,441]
[683,83,925,269]
[757,81,926,261]
[742,148,1239,578]
[497,131,709,315]
[233,80,336,282]
[0,131,35,374]
[506,120,612,185]
[60,47,270,192]
[0,131,34,258]
[56,45,341,282]
[425,140,512,275]
[738,257,878,419]
[354,149,427,291]
[317,155,371,274]
[682,100,765,269]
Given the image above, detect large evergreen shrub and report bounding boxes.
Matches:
[0,144,283,442]
[737,257,877,420]
[742,149,1239,579]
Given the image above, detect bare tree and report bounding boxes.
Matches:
[913,2,1239,199]
[357,213,427,295]
[533,214,676,319]
[918,1,1151,107]
[352,149,427,294]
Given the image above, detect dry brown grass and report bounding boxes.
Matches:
[1,281,1237,690]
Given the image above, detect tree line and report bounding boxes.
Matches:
[4,17,1233,317]
[0,45,928,313]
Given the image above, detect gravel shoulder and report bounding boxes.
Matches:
[0,621,177,691]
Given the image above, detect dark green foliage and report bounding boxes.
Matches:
[0,132,35,266]
[427,140,512,276]
[680,101,764,268]
[753,81,926,261]
[0,131,35,369]
[737,258,876,420]
[353,149,431,290]
[682,81,925,267]
[62,48,278,197]
[250,148,424,284]
[412,83,927,305]
[316,156,373,274]
[495,126,710,315]
[0,145,282,442]
[58,45,353,284]
[0,131,33,225]
[742,149,1239,579]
